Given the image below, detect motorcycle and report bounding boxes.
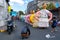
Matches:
[7,20,16,35]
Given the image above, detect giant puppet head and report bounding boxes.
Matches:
[42,3,47,9]
[30,10,35,14]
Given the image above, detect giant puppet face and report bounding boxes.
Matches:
[42,3,47,9]
[30,10,35,14]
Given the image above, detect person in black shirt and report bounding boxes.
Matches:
[51,17,58,32]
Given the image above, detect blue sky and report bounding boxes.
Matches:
[9,0,33,12]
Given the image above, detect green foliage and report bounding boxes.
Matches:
[39,2,56,10]
[40,7,43,10]
[19,11,24,16]
[46,2,56,10]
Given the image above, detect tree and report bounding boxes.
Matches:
[39,7,43,10]
[39,2,56,10]
[19,11,24,16]
[46,2,56,10]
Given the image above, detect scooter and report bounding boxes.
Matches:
[7,20,14,35]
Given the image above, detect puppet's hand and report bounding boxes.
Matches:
[48,19,50,22]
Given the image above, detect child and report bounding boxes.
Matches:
[51,17,58,32]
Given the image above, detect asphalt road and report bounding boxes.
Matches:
[0,20,60,40]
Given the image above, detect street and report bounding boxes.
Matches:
[0,20,60,40]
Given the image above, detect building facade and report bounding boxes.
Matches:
[27,1,39,14]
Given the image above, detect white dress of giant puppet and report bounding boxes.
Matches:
[36,3,52,27]
[38,9,51,27]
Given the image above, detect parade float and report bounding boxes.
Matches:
[25,14,32,24]
[0,0,11,32]
[20,3,53,28]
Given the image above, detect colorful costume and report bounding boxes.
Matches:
[30,14,35,23]
[0,0,11,32]
[25,14,31,23]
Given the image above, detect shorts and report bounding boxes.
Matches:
[52,25,56,28]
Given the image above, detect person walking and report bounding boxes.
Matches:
[51,17,58,32]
